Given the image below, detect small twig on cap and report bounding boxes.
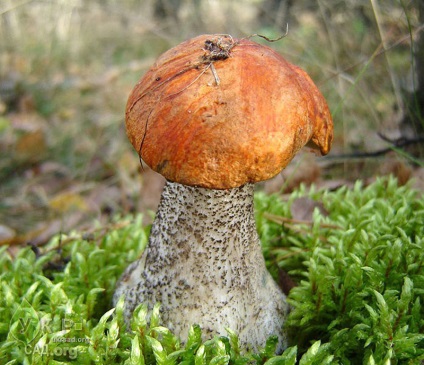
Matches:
[210,63,220,86]
[247,24,289,43]
[133,31,290,158]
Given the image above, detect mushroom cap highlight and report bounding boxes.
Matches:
[125,34,333,189]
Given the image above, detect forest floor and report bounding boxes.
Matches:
[0,0,423,250]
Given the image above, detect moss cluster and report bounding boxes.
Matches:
[1,177,423,364]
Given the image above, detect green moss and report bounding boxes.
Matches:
[1,177,423,364]
[257,177,424,363]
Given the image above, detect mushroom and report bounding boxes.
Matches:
[114,34,333,353]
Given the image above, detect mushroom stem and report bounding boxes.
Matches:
[114,181,289,352]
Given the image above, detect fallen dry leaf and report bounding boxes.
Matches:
[0,224,16,244]
[263,153,322,194]
[14,129,47,163]
[378,153,413,185]
[411,167,424,191]
[290,196,328,221]
[48,191,89,214]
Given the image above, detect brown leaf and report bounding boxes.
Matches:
[277,268,297,295]
[0,224,16,245]
[263,153,322,194]
[15,129,47,162]
[48,191,88,214]
[378,155,413,185]
[290,197,328,221]
[411,167,424,191]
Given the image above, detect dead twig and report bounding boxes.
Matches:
[247,24,289,42]
[263,212,343,230]
[42,220,133,254]
[325,134,424,160]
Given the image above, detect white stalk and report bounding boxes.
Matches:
[114,181,289,352]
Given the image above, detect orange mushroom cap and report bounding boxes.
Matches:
[125,34,333,189]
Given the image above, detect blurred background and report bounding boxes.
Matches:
[0,0,423,246]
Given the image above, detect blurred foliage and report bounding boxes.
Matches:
[1,0,423,242]
[0,177,423,363]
